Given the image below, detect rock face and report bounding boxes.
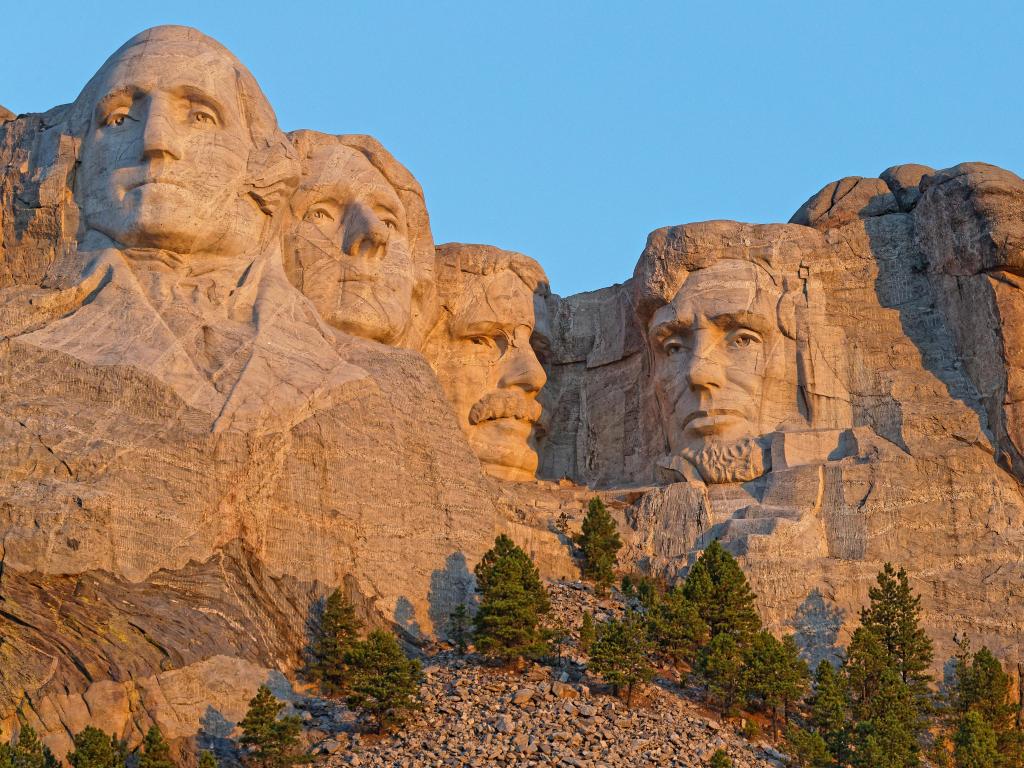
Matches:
[3,22,1024,752]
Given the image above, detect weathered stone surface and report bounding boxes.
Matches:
[4,21,1024,754]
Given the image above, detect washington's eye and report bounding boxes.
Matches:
[105,110,131,127]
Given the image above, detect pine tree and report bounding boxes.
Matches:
[742,632,809,740]
[197,751,218,768]
[708,749,733,767]
[67,727,126,768]
[647,586,709,668]
[472,534,551,664]
[951,640,1023,767]
[574,497,622,595]
[953,711,999,768]
[846,666,919,768]
[447,604,471,655]
[588,612,654,708]
[682,540,760,643]
[9,726,58,768]
[578,611,596,655]
[138,726,174,768]
[858,563,933,704]
[345,630,423,733]
[238,686,306,768]
[308,587,363,697]
[696,632,746,719]
[784,725,833,768]
[809,660,847,762]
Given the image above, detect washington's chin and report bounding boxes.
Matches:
[469,418,539,482]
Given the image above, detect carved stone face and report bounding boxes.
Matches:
[76,38,260,256]
[287,144,414,344]
[429,269,547,482]
[649,260,786,459]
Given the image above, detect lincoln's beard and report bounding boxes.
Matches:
[677,436,769,484]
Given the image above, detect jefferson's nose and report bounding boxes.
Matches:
[140,102,183,162]
[499,342,547,394]
[342,202,388,260]
[683,330,726,392]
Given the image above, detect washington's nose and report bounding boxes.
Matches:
[683,330,725,392]
[140,110,183,162]
[342,202,388,260]
[499,343,547,394]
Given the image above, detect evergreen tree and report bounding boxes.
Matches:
[578,611,596,655]
[682,541,761,643]
[574,497,623,595]
[9,726,57,768]
[447,603,471,655]
[588,612,654,708]
[952,711,999,768]
[0,743,12,768]
[197,751,218,768]
[137,726,174,768]
[647,586,709,669]
[858,563,933,704]
[742,632,809,740]
[345,630,423,733]
[67,727,126,768]
[708,749,733,768]
[238,686,306,768]
[784,725,833,768]
[308,587,363,697]
[809,660,847,762]
[696,632,746,719]
[846,666,920,768]
[472,535,551,664]
[951,640,1023,767]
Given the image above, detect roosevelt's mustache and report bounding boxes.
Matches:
[469,390,542,425]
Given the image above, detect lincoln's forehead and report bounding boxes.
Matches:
[671,260,775,315]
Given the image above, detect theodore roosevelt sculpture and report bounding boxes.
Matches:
[284,130,436,349]
[425,243,549,481]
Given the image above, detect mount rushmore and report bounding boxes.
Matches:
[2,25,1024,751]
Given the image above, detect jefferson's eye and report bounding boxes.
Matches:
[306,208,334,222]
[191,109,218,126]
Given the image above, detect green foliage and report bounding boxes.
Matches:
[578,611,596,654]
[574,497,622,594]
[647,586,709,668]
[197,751,218,768]
[5,727,57,768]
[138,726,174,768]
[742,632,809,740]
[588,611,654,708]
[950,638,1023,767]
[858,563,933,705]
[682,540,761,643]
[953,711,1000,768]
[784,725,833,768]
[846,666,920,768]
[447,603,471,655]
[472,534,551,663]
[620,574,662,609]
[345,630,423,733]
[708,749,733,768]
[67,727,127,768]
[308,587,363,697]
[809,660,847,762]
[238,686,306,768]
[696,632,745,719]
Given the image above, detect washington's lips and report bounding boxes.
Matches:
[469,390,542,425]
[681,408,746,430]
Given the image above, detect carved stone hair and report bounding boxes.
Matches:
[434,242,549,311]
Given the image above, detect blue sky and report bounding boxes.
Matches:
[2,1,1020,296]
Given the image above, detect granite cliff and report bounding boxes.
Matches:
[1,25,1023,753]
